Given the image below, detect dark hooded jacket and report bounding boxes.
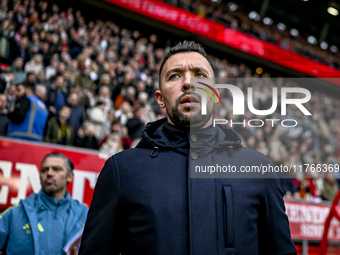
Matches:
[80,118,296,255]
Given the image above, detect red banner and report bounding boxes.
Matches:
[0,137,107,211]
[104,0,340,82]
[285,199,340,241]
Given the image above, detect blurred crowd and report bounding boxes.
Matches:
[0,0,339,202]
[164,0,340,70]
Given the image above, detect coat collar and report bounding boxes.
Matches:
[37,190,72,211]
[138,118,242,157]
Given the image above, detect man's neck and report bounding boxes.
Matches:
[167,116,213,129]
[59,117,67,124]
[44,190,67,202]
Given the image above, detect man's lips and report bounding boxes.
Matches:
[45,179,55,184]
[180,95,199,106]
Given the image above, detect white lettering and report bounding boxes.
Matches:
[72,170,97,206]
[11,163,41,204]
[248,87,278,115]
[281,88,312,115]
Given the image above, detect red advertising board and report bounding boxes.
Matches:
[0,137,108,211]
[103,0,340,82]
[285,199,340,241]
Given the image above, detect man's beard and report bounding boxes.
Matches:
[41,178,67,198]
[167,92,214,129]
[43,186,59,197]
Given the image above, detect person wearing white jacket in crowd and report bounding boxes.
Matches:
[87,100,110,141]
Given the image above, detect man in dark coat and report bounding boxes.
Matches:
[79,41,296,255]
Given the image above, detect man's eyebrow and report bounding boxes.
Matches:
[165,67,183,78]
[190,66,210,74]
[165,66,210,78]
[41,165,63,169]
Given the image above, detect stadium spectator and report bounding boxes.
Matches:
[11,57,26,85]
[95,85,114,112]
[0,93,9,136]
[46,75,67,117]
[24,53,44,74]
[74,120,99,150]
[45,56,59,81]
[36,69,46,84]
[74,66,95,95]
[5,84,16,110]
[100,119,132,150]
[0,67,14,94]
[25,71,37,89]
[321,172,340,201]
[27,31,41,57]
[125,108,144,140]
[0,0,8,21]
[7,82,48,141]
[115,101,133,126]
[0,19,15,60]
[99,133,123,155]
[67,92,85,133]
[39,42,53,67]
[115,85,136,109]
[51,61,67,82]
[87,100,111,141]
[10,36,30,64]
[35,84,47,102]
[44,105,75,146]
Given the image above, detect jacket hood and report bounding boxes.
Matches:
[137,118,242,157]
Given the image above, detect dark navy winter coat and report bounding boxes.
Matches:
[80,118,297,255]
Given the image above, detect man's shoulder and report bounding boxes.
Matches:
[18,95,30,104]
[103,147,152,171]
[0,203,23,219]
[0,194,37,219]
[69,198,88,211]
[112,146,149,159]
[64,192,88,215]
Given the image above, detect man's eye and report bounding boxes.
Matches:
[196,73,206,78]
[169,74,179,80]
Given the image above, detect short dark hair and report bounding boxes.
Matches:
[158,41,213,88]
[41,152,74,174]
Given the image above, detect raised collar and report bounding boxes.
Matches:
[37,190,71,211]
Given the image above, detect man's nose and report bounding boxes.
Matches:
[46,167,54,175]
[182,74,196,92]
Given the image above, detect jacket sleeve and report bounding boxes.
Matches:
[0,206,13,251]
[79,156,121,255]
[258,177,297,255]
[7,97,30,123]
[43,119,53,143]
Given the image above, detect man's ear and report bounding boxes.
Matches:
[67,171,74,185]
[155,90,166,108]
